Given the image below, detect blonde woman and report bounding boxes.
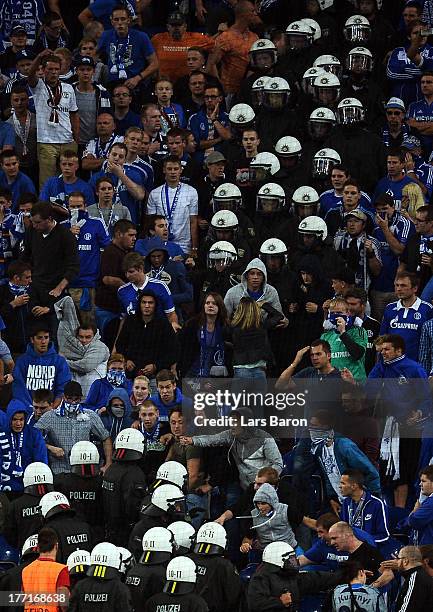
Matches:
[231,297,281,416]
[401,182,425,220]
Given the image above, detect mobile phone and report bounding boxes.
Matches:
[421,28,433,36]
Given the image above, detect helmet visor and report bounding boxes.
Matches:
[207,250,236,270]
[320,63,342,78]
[312,156,335,178]
[302,76,316,96]
[256,195,285,213]
[315,85,340,104]
[249,49,277,69]
[346,53,372,73]
[344,24,370,43]
[308,120,333,140]
[336,105,365,125]
[286,32,312,49]
[251,88,263,108]
[213,197,241,212]
[249,164,272,182]
[262,90,290,109]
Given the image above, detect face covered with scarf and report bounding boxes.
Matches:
[63,393,83,416]
[308,415,334,452]
[109,398,125,418]
[107,362,126,387]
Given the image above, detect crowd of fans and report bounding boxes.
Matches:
[2,0,433,610]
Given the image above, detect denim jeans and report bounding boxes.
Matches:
[232,367,267,418]
[186,492,209,530]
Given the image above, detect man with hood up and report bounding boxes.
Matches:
[12,323,71,409]
[240,482,298,555]
[142,236,193,317]
[101,388,134,444]
[223,258,287,324]
[0,400,48,498]
[83,353,132,413]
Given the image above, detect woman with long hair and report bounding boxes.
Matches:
[179,291,231,381]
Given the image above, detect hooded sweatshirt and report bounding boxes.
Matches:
[142,236,193,306]
[12,342,71,407]
[82,374,132,412]
[224,258,283,319]
[0,400,48,492]
[101,387,134,442]
[252,483,297,550]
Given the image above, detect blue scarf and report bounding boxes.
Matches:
[0,429,24,491]
[199,323,225,376]
[8,281,29,296]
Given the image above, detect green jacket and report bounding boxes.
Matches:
[321,326,368,381]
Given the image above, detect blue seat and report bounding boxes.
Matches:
[299,594,326,612]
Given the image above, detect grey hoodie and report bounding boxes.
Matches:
[223,258,283,318]
[252,482,297,550]
[192,424,283,490]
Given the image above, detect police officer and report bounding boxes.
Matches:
[248,541,342,612]
[168,521,196,556]
[144,556,208,612]
[213,183,256,250]
[188,522,241,612]
[0,534,39,611]
[125,527,174,609]
[102,428,147,546]
[118,547,135,581]
[139,460,188,510]
[254,183,292,246]
[69,542,133,612]
[4,462,53,550]
[199,241,240,299]
[39,491,92,563]
[54,442,103,543]
[199,211,252,275]
[129,484,186,561]
[67,549,91,590]
[273,137,310,202]
[286,185,321,250]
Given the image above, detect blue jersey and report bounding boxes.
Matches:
[0,171,36,211]
[159,103,186,136]
[319,189,372,217]
[372,213,415,292]
[415,159,433,197]
[304,529,376,571]
[407,97,433,155]
[65,216,110,288]
[0,121,15,150]
[40,176,95,207]
[188,109,230,163]
[373,175,416,211]
[0,0,46,40]
[340,491,390,544]
[387,44,433,105]
[380,297,433,361]
[90,0,136,30]
[98,27,154,81]
[117,277,175,317]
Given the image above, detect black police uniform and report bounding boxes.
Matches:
[0,554,38,612]
[69,574,133,612]
[125,559,167,610]
[3,491,45,549]
[144,591,208,612]
[188,551,241,612]
[248,563,343,612]
[128,512,172,561]
[54,472,104,542]
[102,460,147,545]
[45,510,93,563]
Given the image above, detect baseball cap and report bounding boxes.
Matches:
[206,151,227,166]
[385,97,405,111]
[15,49,34,62]
[75,56,95,68]
[345,210,367,222]
[167,12,186,25]
[10,23,27,36]
[401,135,421,150]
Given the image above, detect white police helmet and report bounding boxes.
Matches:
[142,484,185,518]
[251,76,270,107]
[260,238,288,261]
[114,428,145,461]
[67,549,91,576]
[318,0,334,8]
[155,461,188,490]
[21,534,39,558]
[256,183,286,214]
[314,73,340,104]
[39,491,70,519]
[228,103,255,127]
[313,54,342,77]
[208,241,238,269]
[298,216,328,241]
[88,542,122,579]
[213,182,242,212]
[292,186,320,217]
[308,107,336,140]
[262,77,291,109]
[274,136,302,159]
[250,152,280,180]
[312,148,341,178]
[301,18,322,40]
[336,97,365,125]
[23,462,53,495]
[346,46,373,72]
[285,20,314,49]
[141,526,174,564]
[262,541,297,569]
[194,522,227,555]
[248,39,277,69]
[70,441,100,477]
[302,66,326,95]
[168,521,196,554]
[344,15,371,43]
[164,557,197,594]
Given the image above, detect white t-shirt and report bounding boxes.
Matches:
[147,182,198,252]
[30,79,78,144]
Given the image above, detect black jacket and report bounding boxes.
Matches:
[69,576,133,612]
[188,552,241,612]
[45,511,92,563]
[125,562,167,611]
[54,472,104,541]
[0,284,32,354]
[3,491,44,549]
[144,591,208,612]
[395,566,433,612]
